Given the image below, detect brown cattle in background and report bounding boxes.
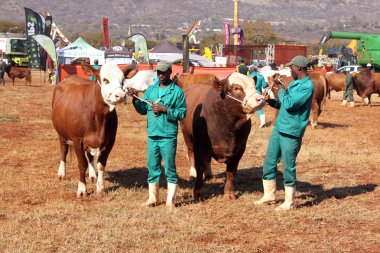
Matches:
[326,73,346,98]
[174,73,218,90]
[267,72,327,128]
[4,65,32,86]
[352,68,380,106]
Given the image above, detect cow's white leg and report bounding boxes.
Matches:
[96,162,105,193]
[58,161,66,179]
[77,181,87,197]
[189,166,197,178]
[88,159,97,182]
[364,97,369,105]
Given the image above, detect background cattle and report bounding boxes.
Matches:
[174,73,218,90]
[326,73,346,98]
[352,68,380,106]
[267,72,327,128]
[51,63,132,197]
[4,65,32,86]
[180,73,265,201]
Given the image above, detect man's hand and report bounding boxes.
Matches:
[152,103,167,115]
[127,87,137,97]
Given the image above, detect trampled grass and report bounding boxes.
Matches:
[0,72,379,252]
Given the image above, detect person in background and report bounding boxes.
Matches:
[0,57,5,85]
[254,56,314,211]
[341,70,355,107]
[366,63,375,73]
[236,57,248,75]
[127,61,187,209]
[89,59,100,81]
[249,65,267,127]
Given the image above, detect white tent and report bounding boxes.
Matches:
[57,37,104,65]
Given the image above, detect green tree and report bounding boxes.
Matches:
[241,20,282,45]
[199,32,224,50]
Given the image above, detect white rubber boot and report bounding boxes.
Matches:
[341,100,347,106]
[348,101,355,107]
[259,114,266,128]
[166,182,178,209]
[254,179,276,205]
[276,186,296,211]
[145,183,159,207]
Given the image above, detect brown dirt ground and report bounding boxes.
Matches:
[0,70,379,253]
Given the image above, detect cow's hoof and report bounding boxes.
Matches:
[76,191,88,198]
[224,192,236,200]
[90,176,97,183]
[193,189,204,202]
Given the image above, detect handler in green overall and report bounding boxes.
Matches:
[236,57,249,75]
[127,61,187,208]
[249,65,267,127]
[341,70,354,107]
[254,56,314,211]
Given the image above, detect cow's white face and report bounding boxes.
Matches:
[227,72,265,114]
[99,64,127,107]
[123,70,157,92]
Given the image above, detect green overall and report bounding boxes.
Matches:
[263,75,314,186]
[342,73,354,102]
[133,81,187,184]
[249,72,267,116]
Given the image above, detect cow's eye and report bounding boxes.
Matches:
[103,78,109,84]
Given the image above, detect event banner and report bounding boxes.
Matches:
[224,23,230,45]
[32,35,57,69]
[25,8,45,69]
[102,17,109,47]
[129,33,149,65]
[40,15,53,71]
[182,35,189,73]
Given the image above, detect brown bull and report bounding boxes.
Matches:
[5,65,32,86]
[352,69,380,106]
[173,73,218,90]
[267,72,327,128]
[180,73,264,201]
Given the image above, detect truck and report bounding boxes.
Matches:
[0,33,29,67]
[320,31,380,72]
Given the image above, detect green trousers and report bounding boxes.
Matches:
[343,89,354,102]
[263,128,302,186]
[147,136,178,184]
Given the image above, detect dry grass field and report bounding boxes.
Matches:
[0,71,379,253]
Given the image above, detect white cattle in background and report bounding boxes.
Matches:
[259,65,291,84]
[123,70,157,92]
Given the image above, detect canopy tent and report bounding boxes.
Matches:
[57,37,104,65]
[149,41,214,67]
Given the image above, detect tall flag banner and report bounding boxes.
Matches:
[224,23,230,45]
[31,35,57,69]
[40,14,53,71]
[25,7,45,69]
[128,33,149,65]
[102,17,110,47]
[182,35,189,73]
[51,22,70,46]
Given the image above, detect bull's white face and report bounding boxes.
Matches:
[123,70,157,92]
[99,64,127,107]
[228,72,265,114]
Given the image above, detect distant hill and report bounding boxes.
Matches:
[1,0,380,43]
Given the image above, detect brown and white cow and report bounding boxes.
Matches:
[352,69,380,106]
[52,62,132,197]
[180,72,264,201]
[267,72,327,128]
[5,65,32,85]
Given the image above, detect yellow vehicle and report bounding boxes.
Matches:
[0,33,29,67]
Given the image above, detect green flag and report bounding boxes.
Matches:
[32,35,57,69]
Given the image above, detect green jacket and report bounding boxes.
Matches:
[249,72,267,95]
[237,64,249,75]
[133,81,187,138]
[271,75,314,138]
